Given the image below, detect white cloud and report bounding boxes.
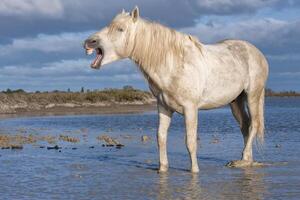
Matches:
[0,0,63,18]
[1,59,90,76]
[181,17,300,57]
[0,0,291,28]
[181,18,288,43]
[0,58,143,91]
[267,54,300,61]
[278,72,300,76]
[0,58,137,77]
[2,17,296,56]
[0,31,93,55]
[195,0,279,13]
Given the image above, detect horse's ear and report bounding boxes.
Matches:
[131,6,139,22]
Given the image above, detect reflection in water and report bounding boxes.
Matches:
[157,174,171,200]
[183,174,203,200]
[157,173,203,200]
[156,168,266,200]
[238,168,266,200]
[213,168,267,200]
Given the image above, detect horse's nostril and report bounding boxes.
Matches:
[85,39,97,45]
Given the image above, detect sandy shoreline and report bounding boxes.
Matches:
[0,103,157,119]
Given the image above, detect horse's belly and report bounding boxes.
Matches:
[198,80,245,109]
[159,92,184,114]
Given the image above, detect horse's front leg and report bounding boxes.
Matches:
[184,106,199,173]
[157,104,173,173]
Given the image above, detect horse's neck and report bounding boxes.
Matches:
[129,21,205,93]
[136,61,175,95]
[128,19,183,89]
[135,65,160,96]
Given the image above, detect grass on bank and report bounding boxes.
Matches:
[0,87,153,105]
[0,87,299,107]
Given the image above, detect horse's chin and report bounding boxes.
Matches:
[90,63,101,69]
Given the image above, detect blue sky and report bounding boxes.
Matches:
[0,0,299,92]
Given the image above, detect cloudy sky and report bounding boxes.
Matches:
[0,0,299,92]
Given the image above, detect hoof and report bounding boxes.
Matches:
[191,167,200,173]
[226,160,264,168]
[158,165,169,173]
[158,169,168,173]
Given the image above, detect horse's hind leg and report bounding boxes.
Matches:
[229,91,250,145]
[227,88,264,167]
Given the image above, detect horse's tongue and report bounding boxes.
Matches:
[92,54,102,66]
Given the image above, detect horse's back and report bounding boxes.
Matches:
[205,39,268,85]
[222,39,269,93]
[217,39,268,79]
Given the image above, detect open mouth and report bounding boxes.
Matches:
[86,47,104,69]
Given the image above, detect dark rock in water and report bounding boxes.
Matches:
[58,150,62,152]
[210,135,220,144]
[97,134,125,148]
[47,145,61,150]
[275,144,281,148]
[1,147,10,150]
[116,144,125,149]
[39,146,45,148]
[210,138,220,144]
[72,147,77,150]
[89,146,95,149]
[11,145,23,150]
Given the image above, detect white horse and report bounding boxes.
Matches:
[84,7,269,173]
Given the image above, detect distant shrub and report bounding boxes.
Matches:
[265,88,300,97]
[0,87,154,107]
[3,88,26,94]
[84,92,110,102]
[123,85,134,90]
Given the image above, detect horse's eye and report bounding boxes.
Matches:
[117,27,124,32]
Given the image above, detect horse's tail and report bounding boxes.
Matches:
[257,88,265,143]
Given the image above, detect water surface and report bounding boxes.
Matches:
[0,97,299,199]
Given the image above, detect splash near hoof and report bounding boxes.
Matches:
[226,160,266,168]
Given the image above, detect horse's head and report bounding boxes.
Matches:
[84,6,140,69]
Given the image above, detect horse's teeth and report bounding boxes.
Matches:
[86,49,94,55]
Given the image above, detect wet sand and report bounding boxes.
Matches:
[0,103,156,119]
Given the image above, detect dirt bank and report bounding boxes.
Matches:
[0,103,157,119]
[0,88,157,118]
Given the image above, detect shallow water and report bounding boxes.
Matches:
[0,97,300,200]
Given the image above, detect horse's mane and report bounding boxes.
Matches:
[129,19,193,71]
